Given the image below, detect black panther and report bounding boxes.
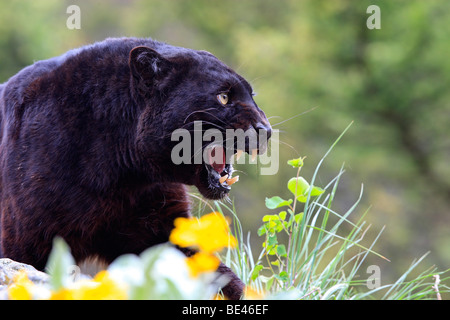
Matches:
[0,37,272,299]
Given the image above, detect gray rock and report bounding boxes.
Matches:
[0,258,49,285]
[0,258,50,299]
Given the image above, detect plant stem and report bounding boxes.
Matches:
[285,165,303,286]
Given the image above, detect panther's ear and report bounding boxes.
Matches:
[129,46,173,95]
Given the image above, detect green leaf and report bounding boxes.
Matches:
[287,177,310,198]
[262,214,280,222]
[265,276,275,291]
[286,219,293,228]
[267,220,278,231]
[271,260,280,267]
[288,177,324,202]
[275,271,289,282]
[277,244,287,257]
[265,196,293,210]
[267,233,278,246]
[287,157,304,168]
[45,237,76,291]
[257,225,267,236]
[309,185,325,196]
[275,220,284,232]
[278,211,287,220]
[294,212,304,224]
[251,265,264,281]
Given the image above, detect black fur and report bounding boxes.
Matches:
[0,37,271,300]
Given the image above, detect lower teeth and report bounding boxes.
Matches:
[218,174,239,186]
[226,176,239,186]
[219,175,228,184]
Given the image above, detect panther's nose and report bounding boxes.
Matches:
[252,121,272,155]
[255,121,272,140]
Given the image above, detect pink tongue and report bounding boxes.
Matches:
[208,146,226,173]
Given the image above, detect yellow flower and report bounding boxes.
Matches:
[50,270,127,300]
[7,270,36,300]
[185,252,220,277]
[213,293,226,300]
[244,286,266,300]
[169,212,237,253]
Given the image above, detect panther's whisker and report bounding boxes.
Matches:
[228,169,247,176]
[182,119,226,131]
[188,192,216,213]
[271,107,317,127]
[195,111,229,126]
[157,120,226,141]
[269,137,300,155]
[191,146,205,162]
[233,60,249,74]
[224,195,232,205]
[183,108,221,124]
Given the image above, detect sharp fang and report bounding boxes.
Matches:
[235,149,244,161]
[226,176,239,186]
[251,149,258,162]
[219,174,228,184]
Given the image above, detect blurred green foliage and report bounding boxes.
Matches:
[0,0,449,287]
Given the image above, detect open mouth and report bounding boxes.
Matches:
[198,135,266,199]
[189,121,272,199]
[205,145,239,194]
[205,145,239,192]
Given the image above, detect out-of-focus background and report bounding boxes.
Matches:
[1,0,449,288]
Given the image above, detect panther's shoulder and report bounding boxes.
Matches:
[1,38,157,88]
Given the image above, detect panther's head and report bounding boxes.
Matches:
[129,45,272,200]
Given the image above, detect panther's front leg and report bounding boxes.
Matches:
[179,247,244,300]
[117,183,244,300]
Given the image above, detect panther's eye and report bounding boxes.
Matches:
[217,93,229,105]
